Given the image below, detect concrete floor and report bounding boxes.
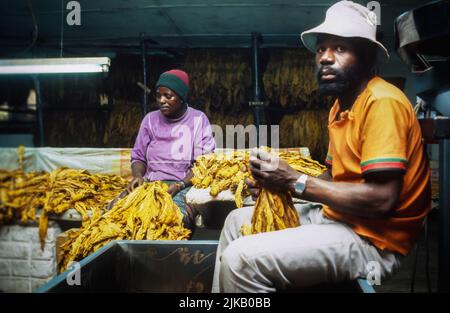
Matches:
[193,208,440,293]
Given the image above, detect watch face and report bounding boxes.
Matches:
[295,181,306,194]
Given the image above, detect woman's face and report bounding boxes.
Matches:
[156,86,184,118]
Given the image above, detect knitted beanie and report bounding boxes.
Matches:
[155,69,189,102]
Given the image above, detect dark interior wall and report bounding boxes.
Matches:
[39,53,181,148]
[1,48,331,162]
[0,76,34,109]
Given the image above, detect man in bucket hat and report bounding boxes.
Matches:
[212,1,430,292]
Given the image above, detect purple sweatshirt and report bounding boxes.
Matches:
[131,107,216,181]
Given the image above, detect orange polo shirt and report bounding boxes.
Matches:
[323,76,431,256]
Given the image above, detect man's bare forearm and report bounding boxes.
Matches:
[249,149,402,219]
[317,169,332,181]
[293,176,401,218]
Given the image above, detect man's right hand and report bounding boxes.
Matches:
[127,176,144,193]
[245,177,260,201]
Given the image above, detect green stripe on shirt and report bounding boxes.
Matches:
[360,157,407,166]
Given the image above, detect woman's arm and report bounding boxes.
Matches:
[182,169,194,188]
[193,113,216,158]
[131,115,151,166]
[127,161,147,193]
[131,160,146,179]
[129,114,151,192]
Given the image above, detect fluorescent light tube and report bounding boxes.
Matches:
[0,57,111,74]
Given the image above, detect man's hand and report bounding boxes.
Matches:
[127,176,144,193]
[249,149,301,192]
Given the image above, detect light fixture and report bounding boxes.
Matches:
[0,57,111,74]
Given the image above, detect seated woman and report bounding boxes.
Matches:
[110,69,215,230]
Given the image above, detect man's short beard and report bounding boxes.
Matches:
[316,64,367,96]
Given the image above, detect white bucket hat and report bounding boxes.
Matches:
[300,0,389,59]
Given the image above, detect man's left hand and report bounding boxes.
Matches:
[249,148,301,192]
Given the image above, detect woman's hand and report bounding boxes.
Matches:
[167,183,182,197]
[107,189,128,210]
[127,176,144,193]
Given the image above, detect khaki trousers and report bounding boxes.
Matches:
[212,203,402,293]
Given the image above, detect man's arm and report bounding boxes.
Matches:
[298,172,402,218]
[317,168,332,181]
[249,151,403,219]
[182,169,194,188]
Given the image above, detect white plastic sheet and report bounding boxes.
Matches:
[0,147,40,171]
[0,147,133,178]
[186,187,255,209]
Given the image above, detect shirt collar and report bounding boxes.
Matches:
[161,105,190,123]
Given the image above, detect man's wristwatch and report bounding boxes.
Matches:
[293,174,308,197]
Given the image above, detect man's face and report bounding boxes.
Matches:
[315,34,366,96]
